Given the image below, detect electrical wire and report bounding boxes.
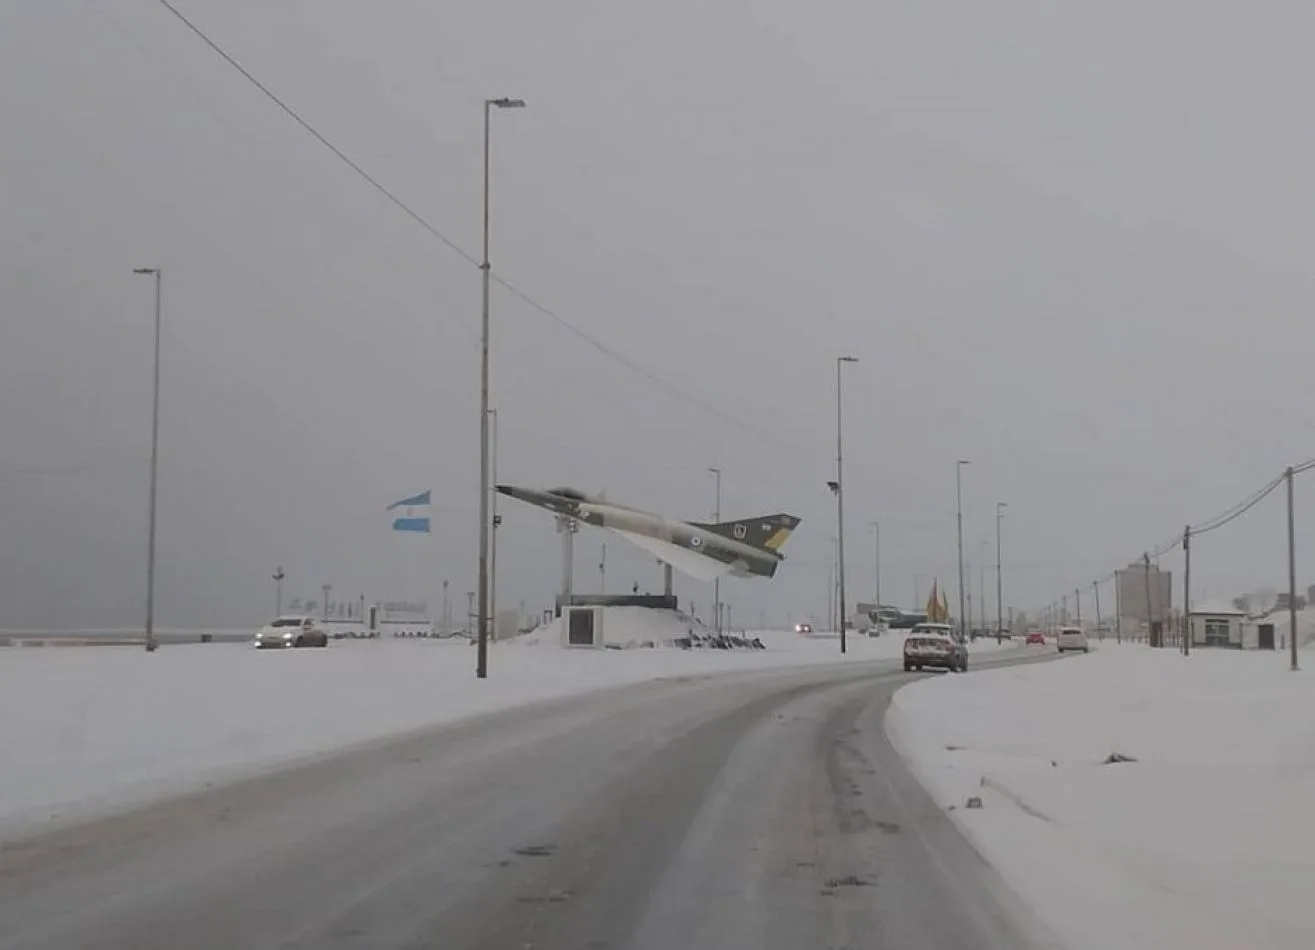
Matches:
[1191,473,1284,538]
[1051,460,1314,607]
[151,0,783,445]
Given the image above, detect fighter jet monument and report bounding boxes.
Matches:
[496,485,800,583]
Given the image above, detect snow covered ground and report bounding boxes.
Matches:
[0,615,1010,838]
[887,642,1315,950]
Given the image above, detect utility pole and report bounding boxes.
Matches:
[272,566,285,618]
[708,466,722,634]
[1115,570,1123,643]
[321,584,332,622]
[835,356,859,654]
[476,95,526,680]
[1142,552,1155,646]
[1182,525,1191,657]
[1286,467,1299,671]
[977,543,986,636]
[995,503,1007,639]
[599,542,606,593]
[489,408,500,641]
[1093,580,1102,640]
[955,459,971,639]
[557,515,577,610]
[466,590,475,637]
[1075,587,1081,625]
[871,520,881,608]
[132,266,163,652]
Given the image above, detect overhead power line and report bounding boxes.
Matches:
[151,0,781,444]
[1192,473,1284,538]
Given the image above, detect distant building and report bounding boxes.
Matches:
[1115,562,1173,625]
[1276,592,1307,611]
[1189,601,1248,649]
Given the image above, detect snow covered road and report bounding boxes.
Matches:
[0,652,1047,950]
[888,643,1315,950]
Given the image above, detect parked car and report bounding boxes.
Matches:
[795,622,813,634]
[254,615,329,649]
[1025,631,1047,646]
[903,633,969,672]
[1056,626,1089,653]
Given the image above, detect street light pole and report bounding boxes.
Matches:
[835,356,859,654]
[871,520,881,610]
[477,96,525,680]
[489,407,500,641]
[995,503,1007,640]
[708,466,722,634]
[955,459,971,640]
[272,566,285,618]
[1286,466,1299,671]
[132,267,163,653]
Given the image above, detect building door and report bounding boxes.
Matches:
[1258,623,1275,650]
[567,608,597,646]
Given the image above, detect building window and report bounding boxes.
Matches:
[1203,618,1231,646]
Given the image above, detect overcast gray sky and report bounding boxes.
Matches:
[3,0,1314,630]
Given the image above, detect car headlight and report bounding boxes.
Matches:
[283,632,294,639]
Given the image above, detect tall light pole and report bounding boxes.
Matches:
[835,356,859,654]
[955,459,971,640]
[708,466,722,633]
[488,407,500,640]
[321,584,332,621]
[132,267,163,653]
[995,503,1007,639]
[272,566,285,618]
[477,96,525,680]
[871,520,881,610]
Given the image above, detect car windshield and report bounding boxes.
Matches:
[270,618,304,627]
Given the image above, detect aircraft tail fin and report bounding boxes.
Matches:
[692,514,801,554]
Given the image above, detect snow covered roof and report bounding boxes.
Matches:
[1188,599,1247,617]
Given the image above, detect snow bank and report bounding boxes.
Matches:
[887,643,1315,950]
[0,622,1012,838]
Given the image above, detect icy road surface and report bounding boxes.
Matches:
[0,653,1051,950]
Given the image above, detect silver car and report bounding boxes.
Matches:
[254,616,328,649]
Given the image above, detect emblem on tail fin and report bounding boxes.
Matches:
[691,513,801,553]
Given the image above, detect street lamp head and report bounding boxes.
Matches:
[488,97,526,109]
[957,458,971,466]
[132,267,159,275]
[838,355,859,363]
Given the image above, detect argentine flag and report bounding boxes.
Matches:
[387,490,431,533]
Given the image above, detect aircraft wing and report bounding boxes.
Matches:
[608,529,732,583]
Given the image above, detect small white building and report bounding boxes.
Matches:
[1188,601,1249,649]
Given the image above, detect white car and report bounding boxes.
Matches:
[254,615,329,649]
[1056,626,1089,653]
